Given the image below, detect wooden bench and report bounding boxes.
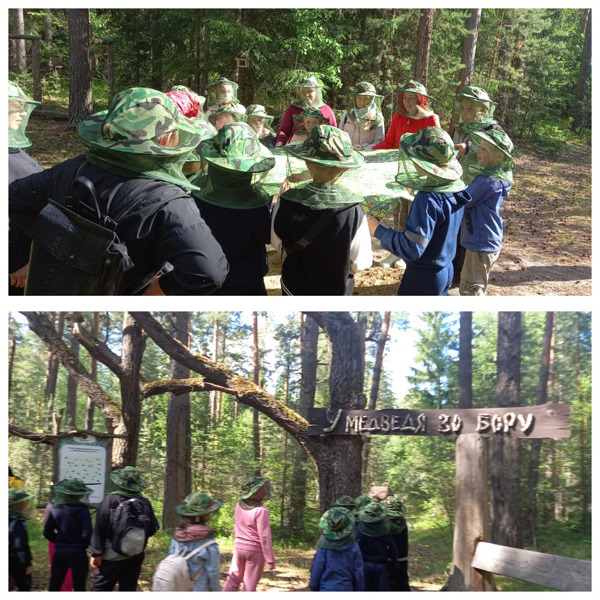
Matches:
[471,541,591,591]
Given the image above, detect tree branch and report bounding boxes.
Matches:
[21,312,124,430]
[141,378,235,398]
[129,312,309,440]
[66,317,125,378]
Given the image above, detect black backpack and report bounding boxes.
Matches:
[111,497,154,557]
[26,174,164,295]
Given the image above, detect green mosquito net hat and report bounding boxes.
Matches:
[396,126,466,193]
[246,104,274,127]
[456,85,497,116]
[207,104,247,127]
[206,76,240,106]
[286,124,365,169]
[290,74,326,109]
[468,128,515,183]
[319,507,355,540]
[176,492,222,517]
[8,80,40,148]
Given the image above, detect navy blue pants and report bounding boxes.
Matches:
[398,264,453,296]
[364,560,389,591]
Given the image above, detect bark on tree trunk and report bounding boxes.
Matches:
[67,9,93,128]
[571,9,591,132]
[14,9,27,73]
[163,312,192,530]
[414,9,434,85]
[491,312,521,548]
[523,312,554,547]
[65,335,79,430]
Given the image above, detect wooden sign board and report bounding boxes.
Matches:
[307,403,570,439]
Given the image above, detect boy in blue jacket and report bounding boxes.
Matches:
[309,507,365,591]
[367,127,471,295]
[43,478,93,591]
[458,129,514,295]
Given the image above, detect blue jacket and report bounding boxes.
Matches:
[169,536,221,591]
[376,189,471,270]
[43,502,92,553]
[309,543,365,591]
[460,175,511,252]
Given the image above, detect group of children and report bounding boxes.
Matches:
[8,471,274,592]
[9,74,513,296]
[310,492,410,592]
[153,74,513,297]
[10,469,410,593]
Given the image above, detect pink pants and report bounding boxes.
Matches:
[48,541,73,591]
[222,548,265,592]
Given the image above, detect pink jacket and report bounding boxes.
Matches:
[232,502,275,565]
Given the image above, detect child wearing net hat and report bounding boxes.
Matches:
[275,75,337,146]
[43,478,93,591]
[367,126,471,295]
[246,104,277,149]
[223,476,275,591]
[309,507,365,591]
[339,81,386,148]
[289,106,329,144]
[204,76,246,121]
[459,129,514,295]
[9,487,35,590]
[271,125,373,295]
[168,492,223,590]
[193,121,276,295]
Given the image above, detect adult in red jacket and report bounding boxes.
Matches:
[275,75,337,146]
[372,80,440,267]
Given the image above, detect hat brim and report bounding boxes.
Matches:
[110,471,147,491]
[470,130,513,160]
[79,110,202,156]
[53,485,94,496]
[201,146,275,173]
[176,498,223,516]
[286,143,365,169]
[351,91,382,98]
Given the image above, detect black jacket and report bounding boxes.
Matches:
[9,155,229,295]
[273,198,365,295]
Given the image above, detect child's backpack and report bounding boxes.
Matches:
[26,172,166,295]
[151,539,218,591]
[111,497,154,557]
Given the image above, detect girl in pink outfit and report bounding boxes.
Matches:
[222,476,275,591]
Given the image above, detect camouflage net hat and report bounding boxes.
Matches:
[110,466,148,493]
[208,104,247,126]
[333,495,357,510]
[9,488,35,506]
[79,87,203,156]
[206,76,239,106]
[319,507,355,540]
[399,79,434,99]
[457,86,497,109]
[290,75,326,109]
[176,492,222,517]
[200,121,275,173]
[286,125,365,169]
[396,126,465,192]
[296,75,323,89]
[8,79,40,148]
[246,104,274,126]
[239,475,271,500]
[471,129,514,163]
[351,81,382,98]
[53,478,93,497]
[386,496,407,516]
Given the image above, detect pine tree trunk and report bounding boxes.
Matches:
[523,312,554,547]
[67,9,93,128]
[65,335,79,430]
[414,9,434,85]
[571,9,591,132]
[163,312,192,530]
[491,312,521,548]
[14,9,27,73]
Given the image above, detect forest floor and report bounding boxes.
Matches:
[27,117,591,297]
